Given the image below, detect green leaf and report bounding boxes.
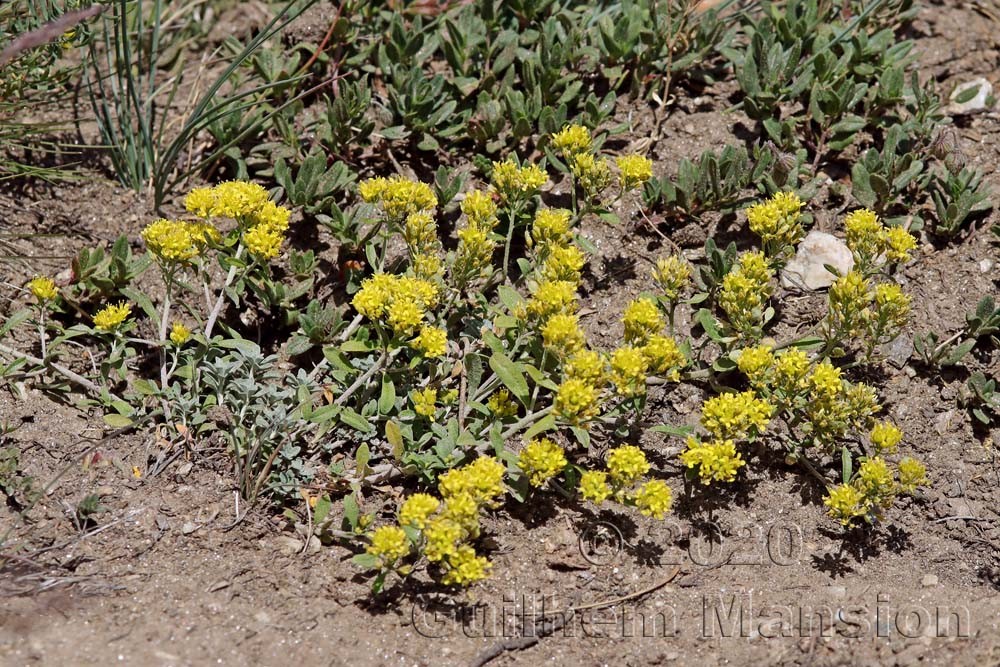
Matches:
[351,552,378,569]
[356,442,371,476]
[0,308,32,339]
[378,377,396,414]
[343,492,360,530]
[340,407,375,434]
[695,308,723,342]
[651,424,694,438]
[385,420,404,460]
[522,414,556,440]
[841,446,853,485]
[489,351,530,403]
[313,495,332,524]
[103,413,133,428]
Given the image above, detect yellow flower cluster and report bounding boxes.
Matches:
[491,158,548,202]
[719,251,774,339]
[413,387,437,418]
[411,325,448,358]
[530,208,572,249]
[186,181,269,219]
[701,390,773,440]
[828,270,873,337]
[452,189,500,284]
[542,313,586,356]
[652,255,691,302]
[487,389,518,419]
[825,270,911,353]
[170,321,191,345]
[28,276,58,303]
[844,209,918,267]
[367,525,411,566]
[93,301,131,331]
[579,445,673,519]
[870,421,903,453]
[517,438,568,487]
[358,176,437,220]
[615,155,654,191]
[623,298,663,343]
[746,191,805,256]
[620,297,685,381]
[399,493,440,530]
[824,452,927,526]
[570,153,612,197]
[352,273,439,337]
[554,377,602,424]
[610,346,649,397]
[736,345,774,387]
[551,124,593,157]
[141,218,219,263]
[680,437,746,484]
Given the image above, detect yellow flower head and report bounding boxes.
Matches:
[554,377,601,424]
[438,456,506,507]
[243,223,284,259]
[530,208,573,249]
[541,313,586,356]
[541,243,586,284]
[487,389,518,419]
[737,345,774,386]
[565,349,606,385]
[517,438,568,487]
[897,457,928,492]
[460,190,498,226]
[399,493,440,530]
[491,158,548,201]
[680,437,745,484]
[571,153,612,195]
[884,226,917,263]
[579,470,612,504]
[642,335,686,379]
[403,211,439,251]
[413,387,437,418]
[441,545,491,586]
[142,219,203,263]
[652,255,691,301]
[606,444,649,486]
[366,525,410,565]
[633,479,673,519]
[615,154,654,191]
[622,298,663,344]
[700,391,773,440]
[856,456,895,499]
[423,517,462,562]
[411,325,447,358]
[844,208,883,259]
[93,301,131,331]
[824,483,864,526]
[454,224,495,279]
[828,270,872,336]
[746,191,805,254]
[870,421,903,453]
[28,276,58,303]
[184,187,216,217]
[610,346,649,397]
[211,180,270,219]
[359,176,436,220]
[526,280,578,320]
[169,322,190,345]
[774,348,810,393]
[873,283,910,332]
[808,361,843,400]
[551,124,592,156]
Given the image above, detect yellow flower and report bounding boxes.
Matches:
[454,224,495,280]
[412,252,444,280]
[423,518,462,562]
[517,438,568,487]
[411,326,447,358]
[491,158,548,201]
[487,389,518,419]
[438,457,506,506]
[700,391,773,440]
[184,187,216,217]
[884,226,917,263]
[680,437,745,484]
[855,456,895,500]
[169,322,190,345]
[642,335,685,378]
[541,314,585,356]
[530,208,573,249]
[571,153,612,196]
[442,492,479,532]
[736,345,774,386]
[399,493,440,529]
[554,378,601,424]
[460,189,498,226]
[255,200,291,233]
[845,382,881,427]
[652,255,691,301]
[633,479,673,519]
[824,483,864,526]
[93,301,131,331]
[564,349,606,385]
[746,191,805,255]
[844,208,883,259]
[387,299,424,336]
[610,346,648,397]
[551,124,592,156]
[870,421,903,453]
[579,470,612,504]
[403,211,439,251]
[774,348,810,393]
[622,298,663,344]
[606,444,649,486]
[808,361,843,400]
[719,252,774,338]
[210,180,270,219]
[366,525,410,565]
[28,276,58,303]
[142,219,202,263]
[413,387,437,418]
[243,223,284,259]
[359,176,437,220]
[897,457,928,492]
[441,545,491,586]
[541,244,586,284]
[828,270,872,336]
[873,283,910,333]
[616,154,654,191]
[525,280,578,320]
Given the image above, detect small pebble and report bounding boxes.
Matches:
[921,574,939,587]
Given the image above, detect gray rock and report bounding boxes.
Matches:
[947,78,993,115]
[781,231,854,290]
[921,574,939,587]
[880,335,913,369]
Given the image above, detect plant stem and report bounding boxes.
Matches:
[158,278,174,422]
[334,348,394,407]
[37,309,47,359]
[204,244,245,340]
[501,202,521,284]
[0,341,121,402]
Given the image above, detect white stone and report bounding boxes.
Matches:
[781,231,854,290]
[947,78,993,115]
